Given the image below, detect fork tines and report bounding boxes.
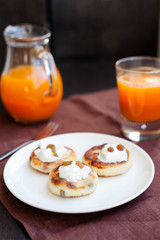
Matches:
[34,122,59,140]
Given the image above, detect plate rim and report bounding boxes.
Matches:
[3,132,155,214]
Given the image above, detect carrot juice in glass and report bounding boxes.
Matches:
[115,57,160,141]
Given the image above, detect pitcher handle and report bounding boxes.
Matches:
[35,46,58,96]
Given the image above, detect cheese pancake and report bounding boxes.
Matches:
[82,143,132,177]
[30,143,76,174]
[49,161,98,197]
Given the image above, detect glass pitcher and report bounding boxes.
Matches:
[0,24,63,123]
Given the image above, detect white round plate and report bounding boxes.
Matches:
[3,132,155,214]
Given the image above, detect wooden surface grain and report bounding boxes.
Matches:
[0,204,30,240]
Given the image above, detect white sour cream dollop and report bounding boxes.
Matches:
[98,144,127,163]
[34,143,70,162]
[59,161,91,182]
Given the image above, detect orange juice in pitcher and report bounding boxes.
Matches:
[0,24,63,123]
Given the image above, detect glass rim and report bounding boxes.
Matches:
[4,23,51,43]
[115,56,160,74]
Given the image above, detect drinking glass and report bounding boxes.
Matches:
[115,56,160,141]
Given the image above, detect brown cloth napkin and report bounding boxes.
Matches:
[0,88,160,240]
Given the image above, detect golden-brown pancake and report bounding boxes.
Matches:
[49,161,98,197]
[30,143,76,174]
[82,143,132,177]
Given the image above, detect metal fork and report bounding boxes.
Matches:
[0,121,59,161]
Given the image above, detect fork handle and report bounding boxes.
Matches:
[0,140,34,161]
